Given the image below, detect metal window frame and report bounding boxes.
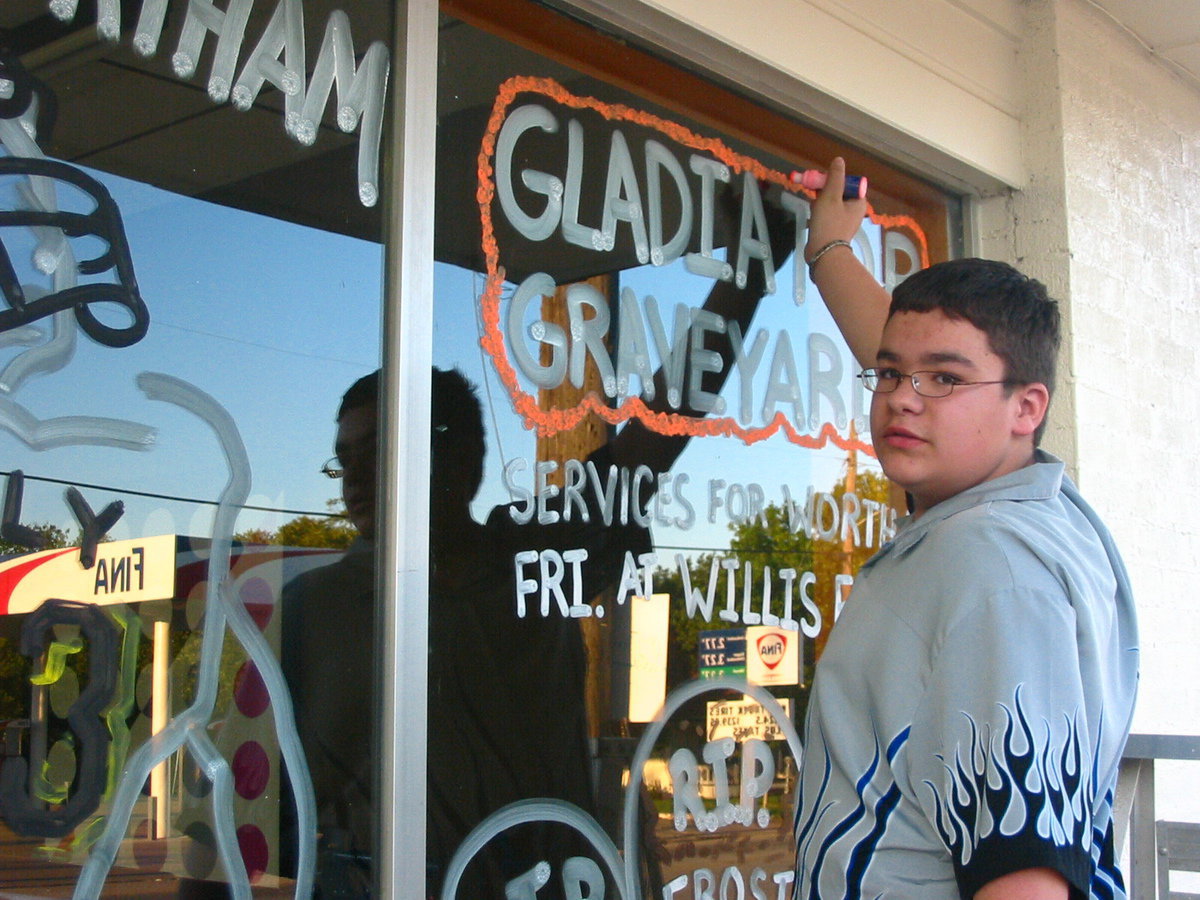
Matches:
[379,2,439,899]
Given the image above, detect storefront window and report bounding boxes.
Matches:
[428,3,947,900]
[0,1,388,896]
[0,1,957,897]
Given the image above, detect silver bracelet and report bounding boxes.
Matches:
[806,239,853,269]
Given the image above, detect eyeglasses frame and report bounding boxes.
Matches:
[857,367,1018,399]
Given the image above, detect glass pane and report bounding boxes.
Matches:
[0,2,388,896]
[430,9,938,900]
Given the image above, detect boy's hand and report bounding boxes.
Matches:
[799,155,888,369]
[804,156,868,262]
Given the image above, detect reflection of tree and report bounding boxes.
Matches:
[0,522,70,557]
[809,468,892,655]
[657,467,895,689]
[170,622,248,714]
[0,635,33,719]
[234,499,356,549]
[0,525,70,717]
[656,551,716,687]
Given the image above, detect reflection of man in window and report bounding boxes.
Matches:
[178,376,377,900]
[285,367,649,898]
[426,366,653,898]
[280,373,378,898]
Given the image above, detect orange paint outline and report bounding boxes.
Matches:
[477,76,930,455]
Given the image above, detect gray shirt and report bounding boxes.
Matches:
[794,452,1138,899]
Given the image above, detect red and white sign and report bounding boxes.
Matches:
[0,534,177,615]
[746,625,801,686]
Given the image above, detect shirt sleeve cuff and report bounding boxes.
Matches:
[955,831,1092,900]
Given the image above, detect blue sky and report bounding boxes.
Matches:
[2,164,883,560]
[1,167,381,543]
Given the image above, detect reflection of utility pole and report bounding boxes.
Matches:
[841,422,857,582]
[535,273,615,742]
[30,679,47,810]
[151,619,170,838]
[535,273,643,843]
[811,422,859,662]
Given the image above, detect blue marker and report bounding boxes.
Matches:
[791,168,868,200]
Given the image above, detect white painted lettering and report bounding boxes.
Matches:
[778,567,798,632]
[513,550,539,617]
[55,0,388,205]
[834,573,854,620]
[505,457,536,525]
[645,139,692,266]
[676,552,718,622]
[535,460,561,525]
[734,170,774,293]
[599,130,649,262]
[685,155,732,281]
[497,104,563,241]
[798,571,821,639]
[296,11,389,205]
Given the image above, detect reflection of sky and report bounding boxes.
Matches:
[3,164,883,557]
[432,229,885,557]
[1,167,382,541]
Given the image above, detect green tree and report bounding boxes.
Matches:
[654,551,718,688]
[0,633,33,718]
[234,499,357,549]
[654,463,896,689]
[0,525,81,718]
[808,468,893,655]
[0,522,71,557]
[233,528,275,545]
[276,513,356,549]
[656,503,821,687]
[729,502,816,572]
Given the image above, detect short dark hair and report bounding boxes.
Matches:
[338,367,487,500]
[890,258,1061,443]
[431,367,486,499]
[339,370,379,421]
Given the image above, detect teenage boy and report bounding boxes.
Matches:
[792,158,1138,900]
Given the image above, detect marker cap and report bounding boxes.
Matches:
[791,168,868,200]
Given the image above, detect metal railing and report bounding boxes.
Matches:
[1116,734,1200,899]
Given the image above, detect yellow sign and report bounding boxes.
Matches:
[0,534,176,615]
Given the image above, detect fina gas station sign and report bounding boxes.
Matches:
[746,625,802,687]
[0,534,176,615]
[699,625,802,687]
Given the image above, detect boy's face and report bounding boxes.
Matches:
[870,309,1047,517]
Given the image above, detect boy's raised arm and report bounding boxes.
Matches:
[805,156,891,369]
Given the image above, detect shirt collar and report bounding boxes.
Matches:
[881,450,1066,557]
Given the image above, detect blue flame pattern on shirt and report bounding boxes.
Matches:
[794,726,911,900]
[925,686,1090,867]
[794,690,1115,899]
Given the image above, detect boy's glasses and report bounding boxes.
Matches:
[858,367,1014,398]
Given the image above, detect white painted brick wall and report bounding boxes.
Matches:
[1056,0,1200,749]
[984,0,1200,745]
[978,0,1200,834]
